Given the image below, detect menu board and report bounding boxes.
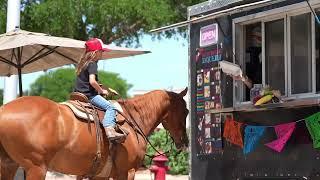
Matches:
[195,24,224,156]
[195,46,223,114]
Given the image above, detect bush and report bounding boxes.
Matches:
[144,129,189,175]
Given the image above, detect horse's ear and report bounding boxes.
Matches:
[179,87,188,97]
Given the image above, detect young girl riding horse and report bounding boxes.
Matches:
[74,38,125,142]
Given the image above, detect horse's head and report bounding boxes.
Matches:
[162,87,189,150]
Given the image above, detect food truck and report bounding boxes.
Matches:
[185,0,320,179]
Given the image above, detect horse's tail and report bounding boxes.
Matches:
[0,137,21,179]
[0,106,9,160]
[0,105,20,179]
[0,141,8,160]
[0,106,6,159]
[0,105,11,161]
[0,112,11,163]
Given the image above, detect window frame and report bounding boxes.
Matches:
[263,16,287,97]
[316,9,320,93]
[287,11,315,97]
[232,0,320,107]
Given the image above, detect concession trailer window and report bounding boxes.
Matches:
[233,5,320,107]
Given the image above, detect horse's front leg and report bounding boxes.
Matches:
[111,169,135,180]
[76,175,84,180]
[112,172,128,180]
[91,177,109,180]
[127,168,136,180]
[114,167,140,180]
[25,165,47,180]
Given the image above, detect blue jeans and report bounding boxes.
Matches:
[90,95,116,127]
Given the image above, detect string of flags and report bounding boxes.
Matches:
[223,112,320,154]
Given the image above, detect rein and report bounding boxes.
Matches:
[118,96,174,158]
[144,130,175,159]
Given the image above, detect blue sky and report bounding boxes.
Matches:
[0,35,189,95]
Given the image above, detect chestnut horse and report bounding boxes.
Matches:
[0,88,189,180]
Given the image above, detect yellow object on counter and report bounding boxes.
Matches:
[254,94,274,106]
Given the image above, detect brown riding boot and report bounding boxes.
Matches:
[104,126,126,142]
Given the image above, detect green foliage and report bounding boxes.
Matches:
[0,0,206,45]
[29,68,132,102]
[29,68,75,102]
[0,0,5,33]
[144,129,189,175]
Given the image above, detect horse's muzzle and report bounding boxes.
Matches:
[176,135,189,151]
[176,144,189,152]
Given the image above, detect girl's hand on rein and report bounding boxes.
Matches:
[108,88,119,96]
[102,89,110,96]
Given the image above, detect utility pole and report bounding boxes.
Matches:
[3,0,20,104]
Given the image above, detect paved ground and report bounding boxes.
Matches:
[45,170,189,180]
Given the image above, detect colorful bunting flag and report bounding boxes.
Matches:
[305,112,320,148]
[218,112,319,154]
[244,126,266,154]
[265,122,296,152]
[223,119,243,148]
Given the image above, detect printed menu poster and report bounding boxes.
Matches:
[195,25,223,156]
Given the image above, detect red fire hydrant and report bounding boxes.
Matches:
[149,151,170,180]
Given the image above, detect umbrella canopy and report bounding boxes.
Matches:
[0,29,150,96]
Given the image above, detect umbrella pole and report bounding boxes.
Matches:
[18,67,23,97]
[16,47,23,97]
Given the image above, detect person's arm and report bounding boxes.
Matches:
[231,74,253,89]
[87,62,109,95]
[241,75,253,89]
[89,74,108,94]
[99,83,119,96]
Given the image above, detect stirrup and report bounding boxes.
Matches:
[105,127,126,143]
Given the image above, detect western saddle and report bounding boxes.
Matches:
[61,92,128,178]
[62,92,126,123]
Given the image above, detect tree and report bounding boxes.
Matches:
[29,68,132,102]
[0,0,206,46]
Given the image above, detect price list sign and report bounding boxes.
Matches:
[195,23,224,155]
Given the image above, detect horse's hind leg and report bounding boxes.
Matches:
[25,166,47,180]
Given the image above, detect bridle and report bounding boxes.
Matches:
[117,96,178,159]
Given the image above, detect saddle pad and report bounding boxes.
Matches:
[60,101,124,121]
[61,102,95,121]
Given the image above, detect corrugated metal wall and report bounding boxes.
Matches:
[189,0,252,16]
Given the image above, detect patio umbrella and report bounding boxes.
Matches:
[0,29,150,96]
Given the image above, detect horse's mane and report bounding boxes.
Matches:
[117,90,180,129]
[118,90,182,108]
[118,90,167,118]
